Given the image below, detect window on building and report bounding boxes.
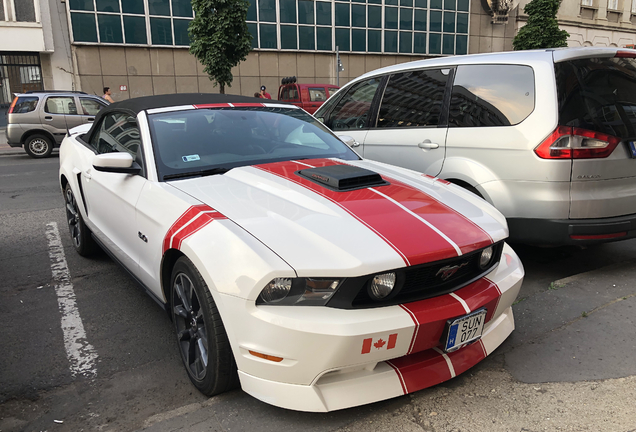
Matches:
[581,0,594,6]
[15,0,36,22]
[608,0,619,9]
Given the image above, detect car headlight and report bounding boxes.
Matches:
[368,272,396,300]
[257,277,342,306]
[479,246,494,269]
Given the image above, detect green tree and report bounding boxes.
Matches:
[513,0,569,50]
[189,0,252,93]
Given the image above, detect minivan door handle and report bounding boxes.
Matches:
[45,116,53,120]
[418,140,439,150]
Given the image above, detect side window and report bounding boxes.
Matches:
[448,64,535,127]
[377,69,450,128]
[309,87,327,102]
[45,97,78,115]
[80,98,106,115]
[90,112,142,160]
[326,77,380,131]
[12,96,39,113]
[288,85,299,101]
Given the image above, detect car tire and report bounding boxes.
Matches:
[171,256,239,396]
[64,183,97,256]
[24,134,54,158]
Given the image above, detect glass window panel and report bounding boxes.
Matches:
[430,10,442,31]
[71,12,98,42]
[386,0,398,4]
[456,34,467,54]
[456,13,468,33]
[98,14,123,43]
[281,25,298,48]
[368,0,382,3]
[280,0,297,23]
[299,0,314,24]
[247,22,258,48]
[352,28,365,51]
[400,0,413,5]
[124,15,147,44]
[96,0,119,12]
[247,0,257,20]
[259,0,276,22]
[0,4,4,20]
[414,32,426,53]
[415,0,427,7]
[123,0,145,14]
[429,32,441,54]
[174,19,190,45]
[352,4,366,27]
[430,0,442,8]
[378,69,449,128]
[399,31,412,53]
[259,23,277,48]
[368,30,381,52]
[45,97,78,115]
[80,98,106,115]
[444,0,456,9]
[335,3,350,26]
[449,65,535,127]
[352,0,365,3]
[150,17,173,44]
[299,26,315,49]
[317,26,332,50]
[336,28,350,51]
[327,78,380,130]
[457,0,469,11]
[148,0,170,15]
[385,30,397,52]
[316,2,331,25]
[414,9,427,31]
[368,6,382,28]
[385,7,398,29]
[443,34,454,54]
[172,0,193,17]
[70,0,93,11]
[15,0,36,21]
[400,8,412,30]
[443,12,455,32]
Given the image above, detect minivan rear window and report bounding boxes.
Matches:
[11,96,38,114]
[556,57,636,139]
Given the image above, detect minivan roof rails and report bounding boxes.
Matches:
[24,90,88,94]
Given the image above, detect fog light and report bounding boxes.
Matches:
[479,246,494,269]
[369,272,396,300]
[260,278,292,303]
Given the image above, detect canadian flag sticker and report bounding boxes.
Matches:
[361,334,398,354]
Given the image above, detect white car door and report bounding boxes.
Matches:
[361,68,452,177]
[81,111,147,272]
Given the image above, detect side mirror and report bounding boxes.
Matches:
[93,152,141,174]
[338,134,360,147]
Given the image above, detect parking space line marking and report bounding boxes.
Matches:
[46,222,98,378]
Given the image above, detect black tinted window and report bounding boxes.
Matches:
[377,69,449,128]
[12,97,39,113]
[326,78,380,130]
[556,57,636,139]
[91,113,142,159]
[448,65,535,127]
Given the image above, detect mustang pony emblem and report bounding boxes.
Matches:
[436,262,469,281]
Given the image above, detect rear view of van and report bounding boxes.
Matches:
[315,48,636,245]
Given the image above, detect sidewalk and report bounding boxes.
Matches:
[0,127,26,156]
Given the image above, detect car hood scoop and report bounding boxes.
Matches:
[297,165,388,191]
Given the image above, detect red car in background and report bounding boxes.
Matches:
[278,77,339,114]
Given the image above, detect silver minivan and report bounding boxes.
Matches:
[315,47,636,246]
[6,91,108,158]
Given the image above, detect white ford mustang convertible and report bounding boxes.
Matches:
[59,93,524,412]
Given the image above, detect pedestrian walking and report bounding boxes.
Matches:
[102,87,114,103]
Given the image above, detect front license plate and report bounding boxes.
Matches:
[628,141,636,158]
[444,308,487,353]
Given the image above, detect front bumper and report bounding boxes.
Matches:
[218,243,523,411]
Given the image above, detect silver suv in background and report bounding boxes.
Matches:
[316,47,636,246]
[6,91,108,158]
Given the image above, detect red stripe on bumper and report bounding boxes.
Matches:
[388,349,453,394]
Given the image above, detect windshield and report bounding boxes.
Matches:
[556,56,636,139]
[148,106,360,181]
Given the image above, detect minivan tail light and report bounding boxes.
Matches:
[615,50,636,58]
[8,96,18,114]
[534,126,620,159]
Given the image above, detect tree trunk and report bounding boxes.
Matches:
[220,83,225,94]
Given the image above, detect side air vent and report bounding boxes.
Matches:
[297,165,389,191]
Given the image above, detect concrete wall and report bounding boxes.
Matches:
[73,46,428,101]
[469,0,517,53]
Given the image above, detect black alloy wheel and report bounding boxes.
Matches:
[64,183,96,256]
[170,257,238,396]
[24,134,53,158]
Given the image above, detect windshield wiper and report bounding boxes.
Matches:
[164,167,231,180]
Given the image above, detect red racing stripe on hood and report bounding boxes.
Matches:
[162,205,227,253]
[254,159,466,266]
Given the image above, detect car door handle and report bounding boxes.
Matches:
[87,117,94,122]
[418,140,439,150]
[45,116,53,120]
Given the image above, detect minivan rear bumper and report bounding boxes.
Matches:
[507,214,636,245]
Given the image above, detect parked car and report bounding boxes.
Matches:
[59,93,523,412]
[315,47,636,246]
[278,76,339,114]
[6,90,108,158]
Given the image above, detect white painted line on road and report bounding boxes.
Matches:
[46,221,98,378]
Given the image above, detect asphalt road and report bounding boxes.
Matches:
[1,153,635,432]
